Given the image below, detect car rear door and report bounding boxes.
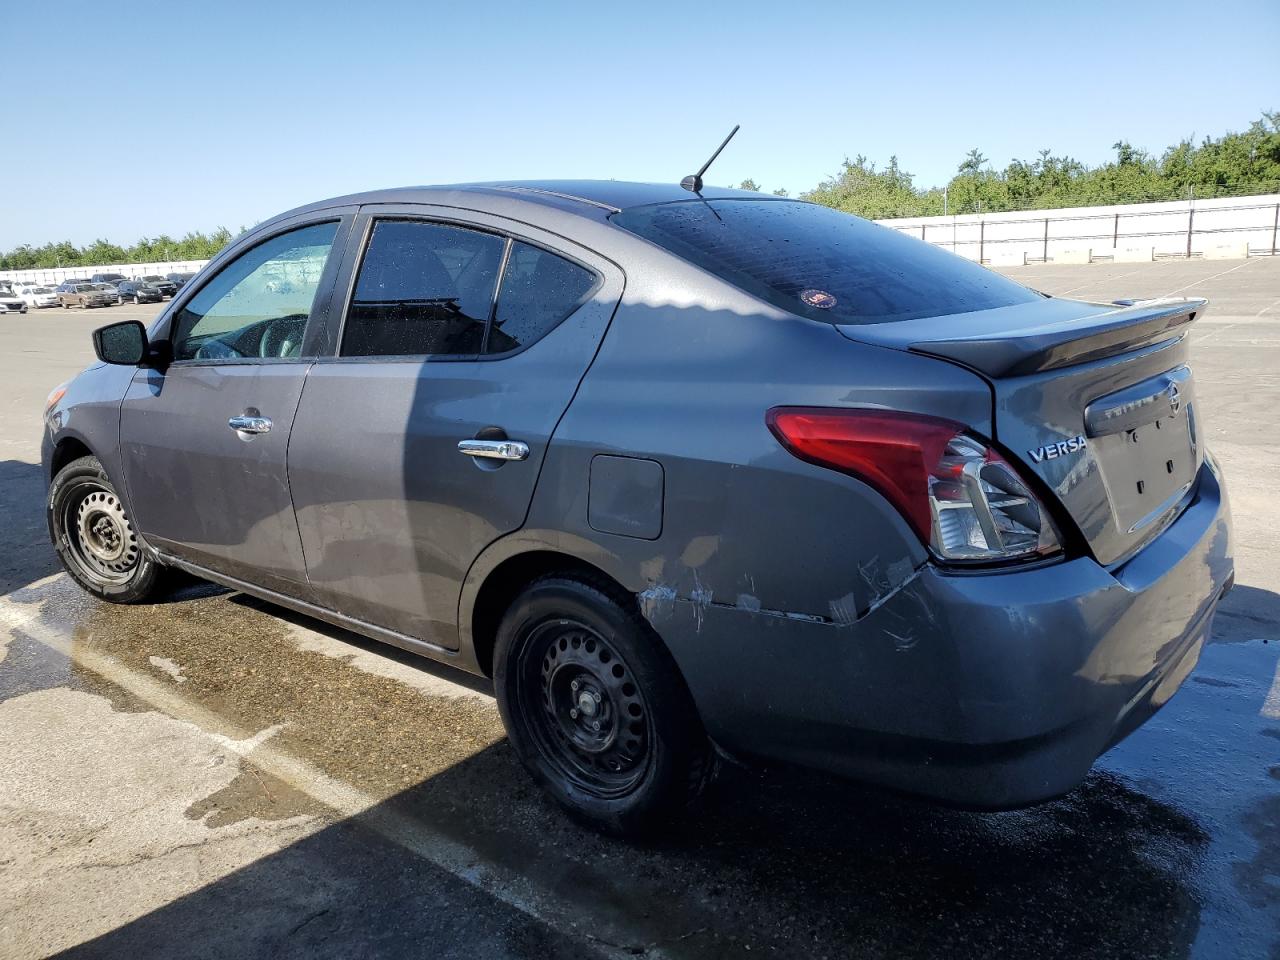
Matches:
[286,205,623,650]
[118,211,354,595]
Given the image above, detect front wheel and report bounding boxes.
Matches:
[494,575,715,837]
[48,455,165,603]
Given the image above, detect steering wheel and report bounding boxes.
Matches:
[194,337,246,360]
[259,316,303,358]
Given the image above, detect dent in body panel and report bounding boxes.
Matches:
[638,582,827,631]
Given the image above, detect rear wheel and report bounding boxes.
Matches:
[494,575,715,837]
[48,455,165,603]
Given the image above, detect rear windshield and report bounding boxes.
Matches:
[611,199,1039,325]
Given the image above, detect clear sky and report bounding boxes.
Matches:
[3,0,1277,248]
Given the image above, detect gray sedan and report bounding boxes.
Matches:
[42,181,1233,836]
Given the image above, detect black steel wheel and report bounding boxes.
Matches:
[494,575,714,836]
[48,455,165,603]
[526,618,653,797]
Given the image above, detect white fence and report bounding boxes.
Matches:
[0,260,211,288]
[876,193,1280,264]
[5,193,1279,286]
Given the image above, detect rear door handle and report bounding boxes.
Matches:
[457,439,529,461]
[228,415,272,435]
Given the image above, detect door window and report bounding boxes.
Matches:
[342,220,505,358]
[169,221,339,361]
[485,242,598,355]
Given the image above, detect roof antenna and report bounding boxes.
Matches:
[681,125,740,193]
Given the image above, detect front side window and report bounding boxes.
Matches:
[611,200,1039,325]
[342,220,505,358]
[485,242,598,355]
[169,221,338,361]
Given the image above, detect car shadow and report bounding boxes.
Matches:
[0,459,60,595]
[1211,582,1280,643]
[58,736,1208,959]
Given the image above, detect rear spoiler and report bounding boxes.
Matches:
[903,299,1205,378]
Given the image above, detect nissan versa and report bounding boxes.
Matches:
[42,181,1234,835]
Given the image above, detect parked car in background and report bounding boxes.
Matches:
[0,289,27,314]
[93,282,122,305]
[90,273,128,285]
[116,280,164,304]
[16,284,60,308]
[137,275,178,298]
[58,283,113,309]
[41,181,1236,836]
[165,272,197,290]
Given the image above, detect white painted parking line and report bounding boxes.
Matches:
[1160,257,1259,298]
[1253,295,1280,317]
[1055,264,1164,296]
[1193,294,1280,344]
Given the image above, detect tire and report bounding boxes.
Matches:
[494,574,715,837]
[48,455,165,603]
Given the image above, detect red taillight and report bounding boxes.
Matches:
[766,407,963,544]
[767,406,1063,562]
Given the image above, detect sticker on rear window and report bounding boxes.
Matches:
[800,288,837,309]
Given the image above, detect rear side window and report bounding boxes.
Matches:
[485,242,597,355]
[343,221,505,357]
[611,200,1039,325]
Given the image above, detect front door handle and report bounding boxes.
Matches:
[457,439,529,461]
[228,415,272,435]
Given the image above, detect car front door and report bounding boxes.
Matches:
[118,212,353,595]
[286,207,623,650]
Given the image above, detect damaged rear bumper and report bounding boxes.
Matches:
[653,459,1234,809]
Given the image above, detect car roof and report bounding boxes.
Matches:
[267,180,789,226]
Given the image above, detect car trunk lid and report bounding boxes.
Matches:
[836,297,1207,566]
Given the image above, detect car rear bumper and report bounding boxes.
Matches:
[658,457,1234,809]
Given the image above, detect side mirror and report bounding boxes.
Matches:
[92,320,148,366]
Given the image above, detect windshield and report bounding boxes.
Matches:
[611,199,1039,325]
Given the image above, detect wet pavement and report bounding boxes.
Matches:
[1,261,1278,958]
